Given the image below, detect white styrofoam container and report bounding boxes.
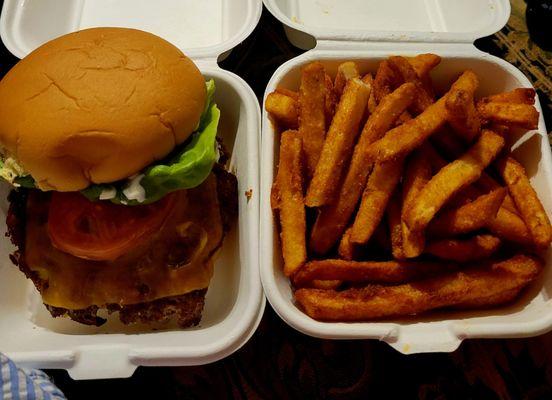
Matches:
[0,0,264,380]
[260,0,552,354]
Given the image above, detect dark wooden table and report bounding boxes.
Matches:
[1,1,551,399]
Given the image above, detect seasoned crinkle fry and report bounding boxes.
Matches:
[334,61,360,97]
[426,235,501,262]
[272,130,307,277]
[299,61,327,179]
[350,156,404,245]
[367,70,479,163]
[477,102,539,129]
[496,156,552,248]
[265,92,299,129]
[388,56,434,113]
[479,88,536,105]
[428,188,507,237]
[295,255,542,321]
[306,78,370,207]
[309,83,416,255]
[403,130,505,252]
[401,146,433,258]
[293,259,455,287]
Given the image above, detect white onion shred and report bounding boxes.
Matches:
[123,174,146,203]
[99,187,116,200]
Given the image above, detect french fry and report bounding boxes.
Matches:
[299,62,327,179]
[406,53,441,98]
[373,60,401,103]
[305,77,371,207]
[428,188,507,236]
[295,254,542,321]
[477,102,539,129]
[350,156,404,245]
[334,61,360,97]
[388,188,405,259]
[488,207,532,245]
[309,83,416,254]
[496,156,552,248]
[403,130,505,255]
[388,56,434,113]
[478,88,536,105]
[309,280,342,290]
[271,130,307,277]
[366,71,479,163]
[363,74,378,114]
[431,127,518,213]
[324,73,338,127]
[293,259,456,287]
[275,87,299,101]
[445,83,481,142]
[337,228,356,260]
[426,235,501,262]
[401,147,433,257]
[265,92,299,129]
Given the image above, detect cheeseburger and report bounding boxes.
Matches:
[0,28,237,327]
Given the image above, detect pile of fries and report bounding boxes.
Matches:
[267,54,551,321]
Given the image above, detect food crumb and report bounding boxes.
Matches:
[245,189,253,202]
[403,344,410,353]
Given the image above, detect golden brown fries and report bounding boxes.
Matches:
[299,62,327,179]
[309,83,416,254]
[488,207,533,245]
[275,87,299,100]
[401,147,433,257]
[367,71,482,163]
[306,78,370,207]
[293,259,456,287]
[479,88,536,105]
[271,130,307,277]
[388,56,434,113]
[388,188,405,259]
[295,255,542,321]
[445,82,481,142]
[350,156,404,245]
[403,130,505,255]
[431,127,518,213]
[428,188,507,237]
[267,55,548,323]
[496,156,552,248]
[406,53,441,98]
[477,102,539,129]
[426,234,501,262]
[324,73,338,126]
[373,60,400,102]
[334,61,360,97]
[265,92,299,129]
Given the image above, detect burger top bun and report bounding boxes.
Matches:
[0,27,206,191]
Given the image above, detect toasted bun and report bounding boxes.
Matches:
[0,27,206,191]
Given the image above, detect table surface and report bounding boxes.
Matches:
[1,1,551,399]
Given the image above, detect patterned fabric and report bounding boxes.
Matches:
[1,354,66,400]
[0,0,550,399]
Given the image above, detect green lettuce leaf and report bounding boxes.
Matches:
[80,79,220,205]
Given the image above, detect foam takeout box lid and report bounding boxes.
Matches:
[263,0,510,47]
[0,0,262,60]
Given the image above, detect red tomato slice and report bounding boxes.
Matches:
[47,192,176,261]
